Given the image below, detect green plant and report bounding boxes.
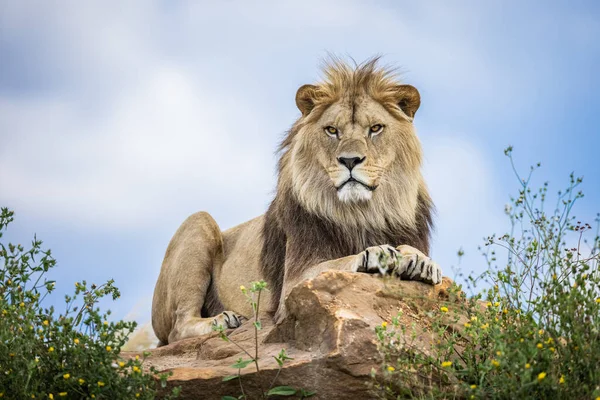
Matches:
[373,150,600,399]
[213,281,315,400]
[0,207,180,399]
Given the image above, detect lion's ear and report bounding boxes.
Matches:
[296,84,320,116]
[393,85,421,119]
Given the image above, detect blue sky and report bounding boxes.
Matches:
[1,1,599,325]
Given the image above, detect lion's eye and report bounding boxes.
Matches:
[324,126,338,136]
[369,124,384,136]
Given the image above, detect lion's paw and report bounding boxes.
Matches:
[353,245,400,275]
[212,311,245,329]
[395,245,442,285]
[353,244,442,285]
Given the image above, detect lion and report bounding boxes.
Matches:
[151,57,442,345]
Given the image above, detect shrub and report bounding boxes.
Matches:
[0,208,180,399]
[374,150,600,399]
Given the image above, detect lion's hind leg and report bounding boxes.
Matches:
[151,212,244,345]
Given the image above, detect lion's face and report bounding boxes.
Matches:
[278,59,427,229]
[289,88,422,200]
[310,96,417,203]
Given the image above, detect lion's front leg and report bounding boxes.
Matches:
[352,244,442,285]
[275,245,442,323]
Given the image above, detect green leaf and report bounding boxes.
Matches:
[267,386,297,396]
[231,359,253,369]
[254,320,262,330]
[222,396,238,400]
[222,374,239,382]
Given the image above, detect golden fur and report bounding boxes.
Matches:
[152,57,441,344]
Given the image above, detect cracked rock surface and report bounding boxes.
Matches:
[127,271,456,399]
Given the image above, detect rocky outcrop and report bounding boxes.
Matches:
[132,271,457,399]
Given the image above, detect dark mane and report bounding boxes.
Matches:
[260,188,433,314]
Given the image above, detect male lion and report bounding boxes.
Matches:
[152,58,442,345]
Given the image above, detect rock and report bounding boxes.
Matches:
[128,271,459,399]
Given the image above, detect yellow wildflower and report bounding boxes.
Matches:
[49,395,54,400]
[494,302,500,307]
[103,321,109,326]
[559,375,565,384]
[74,338,79,344]
[48,346,54,352]
[502,309,508,314]
[106,345,112,351]
[595,297,600,304]
[43,320,49,326]
[481,323,489,329]
[538,329,544,335]
[20,302,25,307]
[440,306,449,313]
[464,322,472,328]
[491,359,500,367]
[135,355,140,360]
[239,285,246,291]
[470,384,477,389]
[537,343,543,349]
[78,378,85,385]
[381,321,388,328]
[63,373,70,379]
[441,361,452,368]
[119,361,125,367]
[470,316,478,322]
[387,366,395,372]
[496,351,502,356]
[97,381,105,387]
[486,302,492,307]
[133,366,141,373]
[525,363,531,369]
[519,338,524,343]
[537,372,546,381]
[549,347,555,353]
[58,394,67,397]
[136,395,140,398]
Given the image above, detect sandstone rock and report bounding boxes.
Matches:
[129,271,459,399]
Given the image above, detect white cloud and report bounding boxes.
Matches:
[1,65,276,230]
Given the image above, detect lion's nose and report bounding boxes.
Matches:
[337,156,365,171]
